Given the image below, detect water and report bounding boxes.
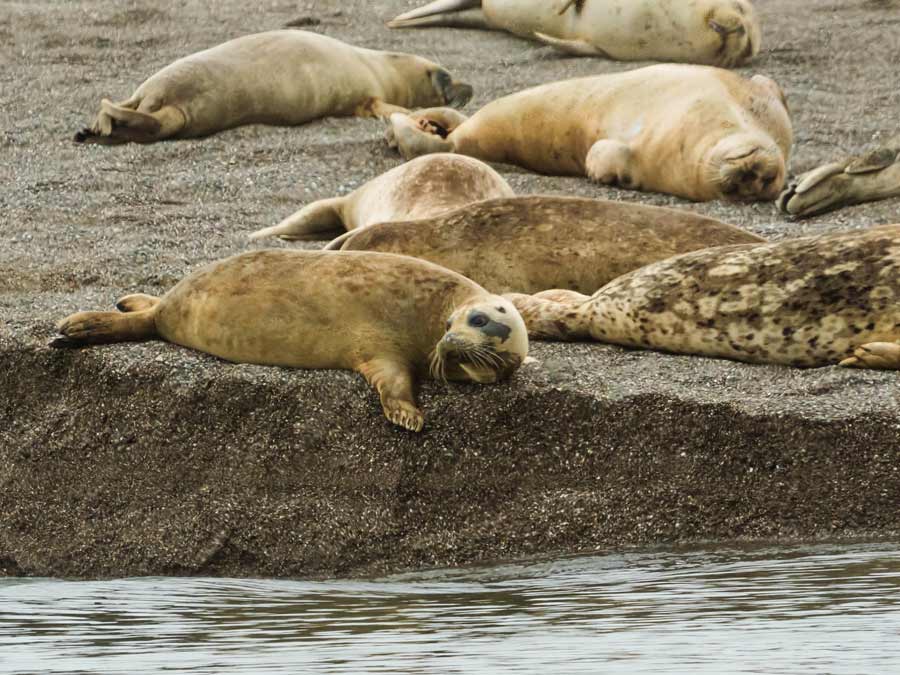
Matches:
[1,542,899,674]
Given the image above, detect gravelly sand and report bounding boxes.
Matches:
[1,0,898,578]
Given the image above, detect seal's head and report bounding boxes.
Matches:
[432,296,528,384]
[704,0,761,67]
[707,134,786,202]
[428,67,473,109]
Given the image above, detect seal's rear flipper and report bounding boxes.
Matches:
[839,342,900,370]
[502,292,591,341]
[389,112,456,160]
[249,197,346,242]
[51,309,158,347]
[74,99,185,144]
[388,0,488,29]
[778,139,900,218]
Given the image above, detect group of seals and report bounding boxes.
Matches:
[56,11,900,433]
[52,251,529,432]
[387,64,792,203]
[388,0,761,68]
[75,30,472,144]
[249,154,513,242]
[505,225,900,368]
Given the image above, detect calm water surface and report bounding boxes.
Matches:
[1,542,899,674]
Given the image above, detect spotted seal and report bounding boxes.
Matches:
[50,251,528,431]
[388,0,760,68]
[505,225,900,369]
[326,195,764,293]
[387,64,792,202]
[249,154,513,242]
[74,30,472,145]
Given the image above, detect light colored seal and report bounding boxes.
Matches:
[778,135,900,218]
[388,0,761,68]
[327,195,764,293]
[74,30,472,145]
[505,225,900,369]
[387,64,792,203]
[50,251,528,432]
[249,154,514,242]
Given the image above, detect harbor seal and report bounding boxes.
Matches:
[326,196,764,293]
[778,135,900,218]
[249,154,513,242]
[388,0,761,68]
[74,30,473,145]
[50,251,528,432]
[505,225,900,369]
[387,64,792,203]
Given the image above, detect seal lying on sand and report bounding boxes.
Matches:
[50,251,528,431]
[778,135,900,218]
[249,155,513,242]
[388,0,760,68]
[387,64,792,202]
[74,30,473,145]
[505,225,900,369]
[326,196,764,293]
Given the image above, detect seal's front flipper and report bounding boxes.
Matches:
[75,99,185,145]
[779,138,900,218]
[50,309,158,348]
[502,293,591,341]
[585,139,638,189]
[116,293,162,313]
[534,32,608,57]
[839,342,900,370]
[356,98,410,120]
[249,197,345,242]
[358,358,424,432]
[388,0,488,29]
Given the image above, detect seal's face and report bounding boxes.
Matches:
[431,297,528,384]
[430,68,473,109]
[704,0,761,67]
[711,138,786,202]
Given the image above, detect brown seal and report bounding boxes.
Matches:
[505,225,900,369]
[50,251,529,431]
[387,64,792,203]
[389,0,761,68]
[327,196,764,293]
[778,135,900,218]
[74,30,472,145]
[249,154,513,242]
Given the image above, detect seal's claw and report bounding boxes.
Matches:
[839,342,900,370]
[386,401,425,432]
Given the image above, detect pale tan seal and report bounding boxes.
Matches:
[778,135,900,218]
[74,30,472,145]
[249,154,513,242]
[388,0,761,68]
[505,225,900,369]
[326,196,764,293]
[50,251,528,431]
[387,64,792,203]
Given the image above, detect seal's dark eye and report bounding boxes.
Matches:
[469,313,489,328]
[445,320,452,330]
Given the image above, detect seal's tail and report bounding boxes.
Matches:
[50,308,159,348]
[387,0,487,29]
